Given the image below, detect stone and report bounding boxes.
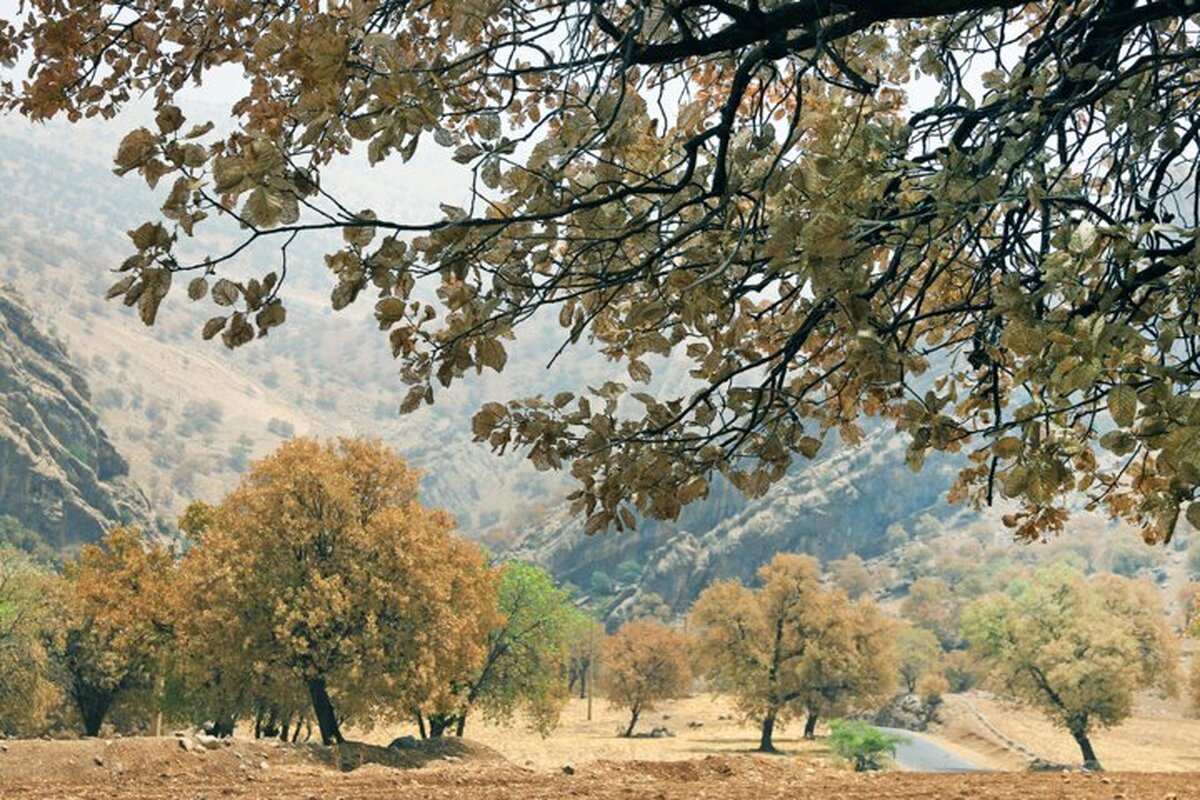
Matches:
[388,735,419,751]
[562,763,576,775]
[177,737,196,752]
[92,755,104,767]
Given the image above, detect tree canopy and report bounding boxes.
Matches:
[423,561,576,737]
[59,526,175,737]
[182,437,499,745]
[689,553,896,751]
[601,619,691,736]
[4,2,1200,540]
[963,565,1178,769]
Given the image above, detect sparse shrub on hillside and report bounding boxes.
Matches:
[1105,542,1157,578]
[884,523,909,549]
[0,515,56,562]
[266,417,295,438]
[589,570,614,595]
[828,720,907,772]
[616,559,642,584]
[829,554,874,600]
[602,620,691,737]
[226,435,253,472]
[95,386,124,410]
[1188,540,1200,577]
[963,566,1179,770]
[620,591,672,624]
[690,554,897,752]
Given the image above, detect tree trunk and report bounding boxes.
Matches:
[758,711,778,753]
[427,714,454,737]
[307,677,344,745]
[1071,728,1101,771]
[455,713,468,737]
[416,712,427,739]
[622,706,640,738]
[72,679,114,738]
[803,712,818,739]
[211,714,236,738]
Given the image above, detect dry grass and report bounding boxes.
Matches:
[952,692,1200,772]
[361,694,833,769]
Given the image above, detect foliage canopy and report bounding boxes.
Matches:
[4,1,1200,539]
[963,565,1178,769]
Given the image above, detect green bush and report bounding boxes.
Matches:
[827,720,907,772]
[616,559,642,584]
[589,570,614,595]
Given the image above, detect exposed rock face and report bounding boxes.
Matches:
[0,287,149,547]
[508,430,961,617]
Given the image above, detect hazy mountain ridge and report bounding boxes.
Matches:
[0,286,150,547]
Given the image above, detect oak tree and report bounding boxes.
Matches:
[690,553,895,751]
[963,566,1178,770]
[59,526,175,737]
[5,2,1200,541]
[0,548,61,735]
[423,562,574,737]
[896,625,943,694]
[188,437,498,745]
[601,619,691,737]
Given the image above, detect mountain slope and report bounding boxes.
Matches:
[0,287,149,547]
[508,429,962,616]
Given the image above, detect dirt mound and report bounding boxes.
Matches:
[320,738,505,772]
[586,754,792,783]
[0,734,503,788]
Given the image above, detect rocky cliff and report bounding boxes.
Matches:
[507,430,963,618]
[0,287,149,548]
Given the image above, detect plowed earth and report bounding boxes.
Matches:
[1,737,1197,800]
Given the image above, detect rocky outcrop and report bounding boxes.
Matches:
[0,287,149,547]
[508,429,962,616]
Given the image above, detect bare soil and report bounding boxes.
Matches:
[5,692,1200,798]
[2,737,1198,800]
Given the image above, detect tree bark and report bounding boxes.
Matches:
[1071,728,1102,771]
[307,677,344,745]
[622,706,640,737]
[803,712,818,739]
[415,712,427,739]
[427,714,454,737]
[211,714,236,738]
[71,679,114,738]
[758,711,778,752]
[455,713,468,737]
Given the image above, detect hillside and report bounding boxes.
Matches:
[0,287,149,548]
[509,429,963,616]
[0,118,583,538]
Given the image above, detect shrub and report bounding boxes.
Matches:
[590,570,614,595]
[616,559,642,584]
[827,720,907,772]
